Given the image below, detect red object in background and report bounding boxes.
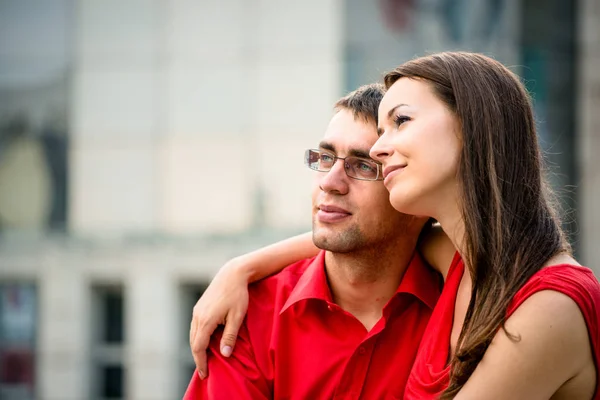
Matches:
[379,0,415,31]
[0,348,34,387]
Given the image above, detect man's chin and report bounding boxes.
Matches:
[312,229,336,251]
[312,228,362,254]
[311,224,338,243]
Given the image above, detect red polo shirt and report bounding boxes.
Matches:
[184,250,440,400]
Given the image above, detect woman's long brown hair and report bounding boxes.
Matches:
[383,52,571,398]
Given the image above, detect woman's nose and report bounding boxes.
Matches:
[370,134,393,162]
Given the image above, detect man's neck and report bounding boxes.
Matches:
[324,237,418,331]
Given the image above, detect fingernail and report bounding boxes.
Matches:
[221,345,232,357]
[198,370,206,380]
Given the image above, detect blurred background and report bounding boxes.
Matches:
[0,0,598,399]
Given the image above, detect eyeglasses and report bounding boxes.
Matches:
[304,149,383,181]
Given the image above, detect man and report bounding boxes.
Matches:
[184,84,440,399]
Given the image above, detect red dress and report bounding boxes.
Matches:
[404,252,600,399]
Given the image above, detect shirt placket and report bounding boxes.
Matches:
[332,336,377,400]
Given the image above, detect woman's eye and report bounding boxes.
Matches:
[394,115,411,126]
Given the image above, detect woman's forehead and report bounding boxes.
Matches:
[379,78,442,115]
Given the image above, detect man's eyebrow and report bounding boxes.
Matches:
[387,103,409,118]
[318,141,335,152]
[347,148,372,159]
[319,141,372,160]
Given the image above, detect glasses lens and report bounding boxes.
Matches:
[345,157,379,180]
[305,149,320,170]
[306,150,335,171]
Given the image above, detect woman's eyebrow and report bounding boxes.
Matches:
[387,103,409,118]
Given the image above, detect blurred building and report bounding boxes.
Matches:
[0,0,597,399]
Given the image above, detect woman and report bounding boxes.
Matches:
[189,52,600,399]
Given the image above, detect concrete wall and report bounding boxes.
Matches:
[70,0,342,237]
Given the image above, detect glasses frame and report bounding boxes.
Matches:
[304,149,383,181]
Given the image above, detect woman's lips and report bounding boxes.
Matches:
[383,165,405,187]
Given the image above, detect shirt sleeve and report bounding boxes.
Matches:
[183,323,272,400]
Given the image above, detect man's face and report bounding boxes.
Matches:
[311,109,414,253]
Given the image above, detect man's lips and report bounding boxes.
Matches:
[383,165,406,186]
[319,204,351,214]
[316,204,351,223]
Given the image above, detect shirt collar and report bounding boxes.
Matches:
[394,251,441,310]
[281,250,440,315]
[280,251,332,315]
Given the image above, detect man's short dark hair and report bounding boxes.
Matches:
[334,83,385,125]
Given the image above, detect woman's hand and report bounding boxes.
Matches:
[189,257,251,380]
[188,231,318,379]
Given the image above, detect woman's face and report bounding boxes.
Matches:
[370,77,462,219]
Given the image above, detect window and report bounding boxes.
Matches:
[0,1,71,233]
[91,285,126,400]
[178,283,208,398]
[100,365,124,399]
[0,283,37,400]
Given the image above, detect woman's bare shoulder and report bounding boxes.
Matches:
[543,253,582,268]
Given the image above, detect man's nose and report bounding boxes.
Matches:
[318,158,350,194]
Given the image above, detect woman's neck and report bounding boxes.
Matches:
[435,203,466,264]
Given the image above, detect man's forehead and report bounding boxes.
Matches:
[322,111,378,155]
[319,132,376,154]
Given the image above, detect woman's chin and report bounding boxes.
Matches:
[388,190,425,217]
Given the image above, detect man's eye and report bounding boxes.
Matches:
[321,154,334,163]
[358,162,376,172]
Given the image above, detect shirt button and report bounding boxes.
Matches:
[358,346,366,355]
[327,304,333,311]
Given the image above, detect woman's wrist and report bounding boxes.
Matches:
[225,254,257,283]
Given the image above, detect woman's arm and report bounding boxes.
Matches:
[243,232,319,282]
[454,290,594,399]
[189,232,318,379]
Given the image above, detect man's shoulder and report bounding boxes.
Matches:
[248,256,317,302]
